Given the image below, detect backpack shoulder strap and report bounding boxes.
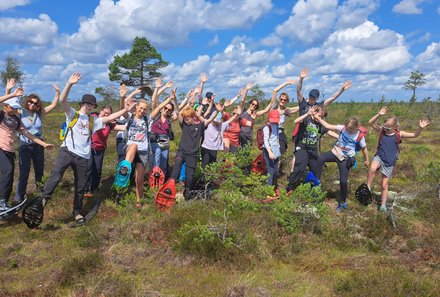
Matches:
[89,113,95,133]
[395,129,401,143]
[0,110,4,123]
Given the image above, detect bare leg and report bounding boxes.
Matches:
[125,144,138,163]
[290,155,296,173]
[367,159,381,189]
[380,174,390,207]
[135,162,146,207]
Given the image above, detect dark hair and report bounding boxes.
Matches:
[25,94,43,114]
[279,92,289,102]
[101,105,113,113]
[249,99,259,109]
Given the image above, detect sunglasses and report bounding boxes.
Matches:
[250,103,258,107]
[380,125,393,131]
[28,101,39,105]
[280,98,288,102]
[164,106,173,112]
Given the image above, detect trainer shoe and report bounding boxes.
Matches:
[119,166,129,176]
[379,205,387,213]
[336,202,348,212]
[0,199,11,211]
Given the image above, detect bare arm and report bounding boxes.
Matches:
[256,100,274,116]
[224,89,243,107]
[41,84,60,117]
[326,130,339,139]
[198,73,208,104]
[239,82,252,110]
[323,80,352,107]
[202,100,213,118]
[203,103,223,127]
[0,87,24,103]
[225,105,242,125]
[59,73,82,114]
[400,119,430,138]
[4,78,16,95]
[360,146,369,168]
[315,115,339,131]
[151,77,163,110]
[150,89,176,119]
[119,83,127,111]
[102,98,136,124]
[297,67,308,104]
[369,106,388,133]
[21,129,55,150]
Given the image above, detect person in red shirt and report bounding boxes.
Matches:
[85,105,117,196]
[222,106,241,153]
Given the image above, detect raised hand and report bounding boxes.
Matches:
[200,73,208,83]
[235,105,242,115]
[119,83,127,98]
[215,102,224,112]
[13,87,24,97]
[341,80,352,91]
[378,106,388,116]
[125,98,136,111]
[165,81,174,88]
[286,79,296,85]
[171,88,177,98]
[68,73,82,85]
[155,77,163,88]
[307,105,318,115]
[300,67,308,79]
[52,83,60,93]
[6,78,16,91]
[419,119,430,129]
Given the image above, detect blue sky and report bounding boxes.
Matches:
[1,0,439,102]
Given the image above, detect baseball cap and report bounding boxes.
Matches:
[309,89,320,99]
[3,98,22,109]
[206,92,215,99]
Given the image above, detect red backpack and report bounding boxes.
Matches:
[256,124,271,150]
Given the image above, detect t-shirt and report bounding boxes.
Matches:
[150,116,171,136]
[91,118,115,151]
[178,121,205,156]
[376,133,399,166]
[299,97,323,116]
[223,120,240,146]
[0,111,24,152]
[19,110,43,144]
[202,122,229,151]
[239,111,254,138]
[125,114,150,152]
[296,116,323,149]
[263,123,281,159]
[62,108,104,159]
[331,125,366,160]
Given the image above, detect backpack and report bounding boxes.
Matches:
[257,124,271,150]
[59,111,95,148]
[341,126,368,152]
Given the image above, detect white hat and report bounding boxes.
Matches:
[3,98,22,109]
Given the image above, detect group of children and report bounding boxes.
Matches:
[0,68,431,227]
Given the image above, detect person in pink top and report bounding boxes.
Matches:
[0,88,55,211]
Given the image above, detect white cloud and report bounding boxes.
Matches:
[415,42,440,72]
[0,0,30,11]
[275,0,338,45]
[392,0,425,15]
[336,0,379,29]
[260,34,282,47]
[0,14,57,45]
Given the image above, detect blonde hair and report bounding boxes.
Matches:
[137,99,148,106]
[181,106,196,118]
[383,116,399,128]
[344,117,359,130]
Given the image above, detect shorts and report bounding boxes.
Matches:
[373,155,394,178]
[123,145,150,169]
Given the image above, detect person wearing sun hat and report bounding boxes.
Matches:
[262,109,281,188]
[0,86,55,212]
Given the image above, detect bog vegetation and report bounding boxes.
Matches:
[1,100,439,297]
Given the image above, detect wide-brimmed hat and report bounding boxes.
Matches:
[79,94,97,107]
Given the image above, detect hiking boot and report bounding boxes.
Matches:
[379,205,387,213]
[336,202,348,212]
[0,199,11,211]
[119,165,129,176]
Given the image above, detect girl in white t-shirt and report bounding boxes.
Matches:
[314,116,369,211]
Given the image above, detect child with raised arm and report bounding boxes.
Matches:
[314,116,369,211]
[171,102,223,199]
[366,107,430,212]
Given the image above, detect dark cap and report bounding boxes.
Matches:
[206,92,215,99]
[309,89,320,99]
[80,94,97,107]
